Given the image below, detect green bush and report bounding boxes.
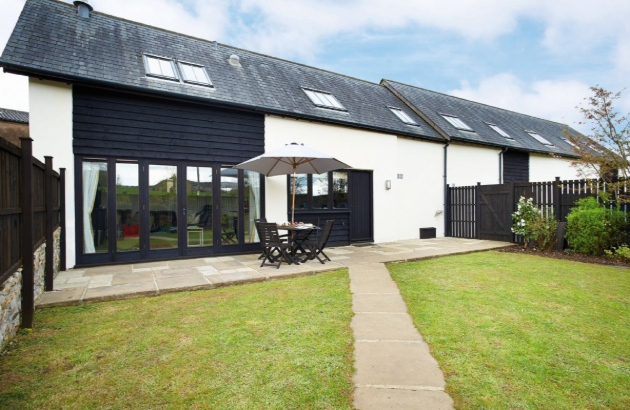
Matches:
[565,197,627,255]
[512,197,558,250]
[604,244,630,263]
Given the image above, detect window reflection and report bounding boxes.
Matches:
[149,165,178,249]
[333,172,348,209]
[220,168,239,245]
[244,170,261,243]
[290,174,309,210]
[116,162,140,252]
[312,173,329,209]
[186,166,213,247]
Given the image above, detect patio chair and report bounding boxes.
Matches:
[303,219,335,264]
[258,222,294,269]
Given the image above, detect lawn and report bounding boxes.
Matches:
[0,270,354,409]
[389,251,630,410]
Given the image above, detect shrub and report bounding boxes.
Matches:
[512,197,557,250]
[565,197,627,255]
[605,244,630,263]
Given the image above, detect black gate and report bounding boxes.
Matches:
[477,184,513,241]
[349,170,373,242]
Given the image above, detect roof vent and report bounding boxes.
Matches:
[73,0,93,18]
[228,54,241,67]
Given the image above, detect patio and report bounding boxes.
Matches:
[39,237,511,307]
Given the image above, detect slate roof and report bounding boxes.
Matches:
[0,0,442,142]
[0,107,29,124]
[383,80,582,158]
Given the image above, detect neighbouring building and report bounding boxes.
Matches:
[0,0,584,268]
[0,107,29,146]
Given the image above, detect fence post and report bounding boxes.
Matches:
[60,168,66,272]
[20,137,34,329]
[45,157,54,292]
[475,182,481,239]
[554,177,561,221]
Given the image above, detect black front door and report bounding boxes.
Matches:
[349,170,373,242]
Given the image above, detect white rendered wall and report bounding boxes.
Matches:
[447,143,501,186]
[265,116,444,243]
[529,154,581,182]
[396,137,446,238]
[29,79,75,267]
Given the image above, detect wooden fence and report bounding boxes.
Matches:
[446,177,630,241]
[0,137,65,328]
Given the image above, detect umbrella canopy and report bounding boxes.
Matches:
[234,142,351,177]
[234,142,352,222]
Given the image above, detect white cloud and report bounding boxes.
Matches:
[449,73,591,131]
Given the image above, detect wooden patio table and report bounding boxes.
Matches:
[277,224,320,263]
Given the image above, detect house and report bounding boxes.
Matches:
[0,108,29,146]
[0,0,583,269]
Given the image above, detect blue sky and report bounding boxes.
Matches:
[1,0,629,132]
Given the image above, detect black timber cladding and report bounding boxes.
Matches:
[73,86,264,162]
[503,150,529,183]
[1,0,442,143]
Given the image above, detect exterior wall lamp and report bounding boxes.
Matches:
[385,180,392,190]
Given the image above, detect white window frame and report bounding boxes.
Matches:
[302,88,346,111]
[389,107,418,126]
[143,54,179,81]
[562,138,578,148]
[440,114,473,131]
[178,61,213,87]
[487,123,513,139]
[526,131,554,146]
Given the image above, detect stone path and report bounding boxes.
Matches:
[351,262,453,409]
[40,237,512,409]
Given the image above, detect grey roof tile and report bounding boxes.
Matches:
[383,80,582,158]
[0,107,29,124]
[1,0,442,141]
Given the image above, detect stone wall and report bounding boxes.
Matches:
[0,227,61,350]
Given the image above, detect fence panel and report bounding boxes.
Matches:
[447,185,477,239]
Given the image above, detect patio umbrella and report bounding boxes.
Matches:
[234,142,352,223]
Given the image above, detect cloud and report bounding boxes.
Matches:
[449,73,591,130]
[0,72,28,111]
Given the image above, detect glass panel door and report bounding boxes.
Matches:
[219,167,239,246]
[244,170,261,243]
[82,161,108,254]
[148,164,178,250]
[115,162,140,252]
[186,166,213,247]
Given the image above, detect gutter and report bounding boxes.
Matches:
[444,141,449,236]
[0,63,444,144]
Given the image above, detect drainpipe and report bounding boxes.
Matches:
[443,141,449,236]
[499,147,508,184]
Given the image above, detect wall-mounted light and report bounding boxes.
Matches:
[397,174,403,179]
[385,180,392,190]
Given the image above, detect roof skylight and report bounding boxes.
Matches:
[527,131,554,146]
[441,114,473,131]
[487,123,512,139]
[302,88,346,111]
[389,107,417,125]
[144,55,177,80]
[179,62,212,86]
[562,138,578,148]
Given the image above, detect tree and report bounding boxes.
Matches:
[564,87,630,200]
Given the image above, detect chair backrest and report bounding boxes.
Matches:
[318,220,335,246]
[257,222,283,247]
[254,218,267,224]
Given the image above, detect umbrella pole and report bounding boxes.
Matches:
[291,167,296,223]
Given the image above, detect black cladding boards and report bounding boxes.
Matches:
[503,150,529,183]
[72,86,264,162]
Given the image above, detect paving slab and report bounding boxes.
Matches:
[156,275,212,292]
[352,293,409,313]
[38,287,85,307]
[353,341,445,387]
[206,270,267,285]
[166,259,210,268]
[354,387,454,410]
[83,281,157,302]
[154,268,198,278]
[352,313,422,341]
[111,272,155,285]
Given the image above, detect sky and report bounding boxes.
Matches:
[1,0,629,133]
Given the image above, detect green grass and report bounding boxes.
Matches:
[0,271,354,409]
[389,251,630,410]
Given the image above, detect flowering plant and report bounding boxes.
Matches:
[511,197,539,238]
[512,197,557,250]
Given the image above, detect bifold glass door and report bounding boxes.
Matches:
[79,158,264,264]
